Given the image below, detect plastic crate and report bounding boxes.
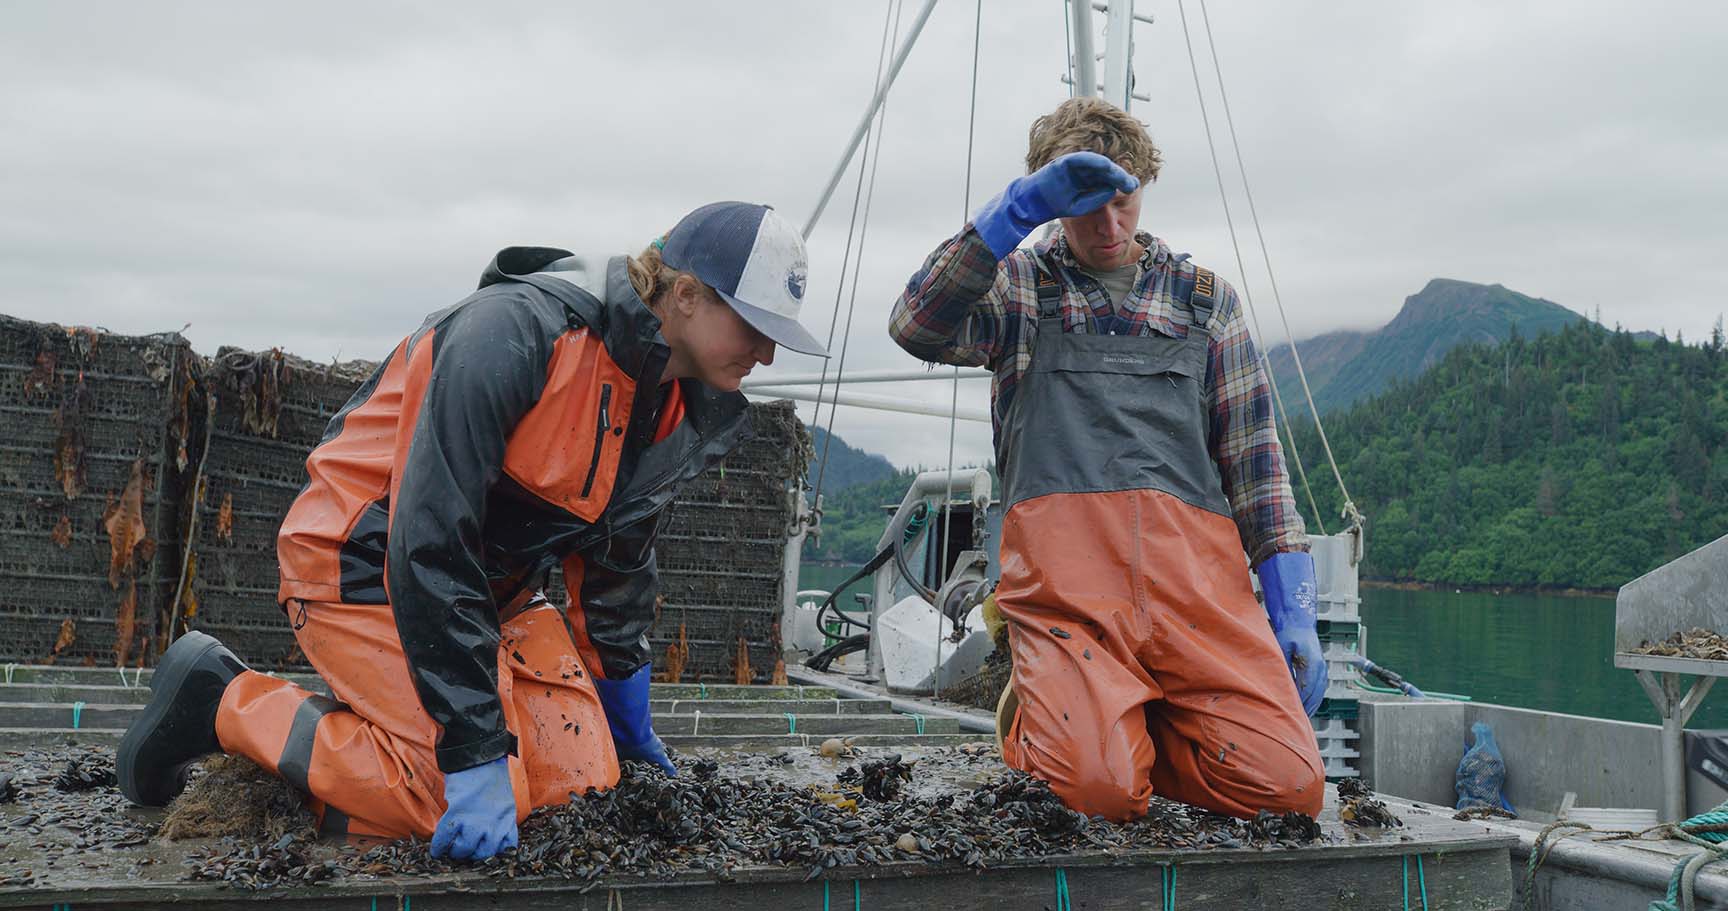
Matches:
[1318,626,1364,703]
[1311,714,1361,779]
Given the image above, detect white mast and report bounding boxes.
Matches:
[1068,1,1152,109]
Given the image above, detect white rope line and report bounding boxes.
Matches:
[1194,0,1361,527]
[1175,0,1341,534]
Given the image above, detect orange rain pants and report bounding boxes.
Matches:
[214,598,618,839]
[997,490,1324,822]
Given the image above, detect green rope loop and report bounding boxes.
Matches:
[1054,867,1072,911]
[905,713,926,735]
[854,879,862,909]
[822,879,830,911]
[785,712,797,734]
[1163,865,1178,909]
[698,683,708,699]
[71,701,85,730]
[1651,804,1728,911]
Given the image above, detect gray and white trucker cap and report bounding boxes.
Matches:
[660,202,828,357]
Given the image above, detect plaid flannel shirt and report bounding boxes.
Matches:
[888,224,1308,565]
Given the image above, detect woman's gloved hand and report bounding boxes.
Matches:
[430,756,518,861]
[593,664,676,776]
[1256,551,1328,716]
[972,151,1140,259]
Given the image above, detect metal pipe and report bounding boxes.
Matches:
[745,386,990,423]
[1101,0,1135,109]
[786,665,996,734]
[1090,0,1154,24]
[802,0,941,239]
[1069,0,1097,100]
[741,367,991,388]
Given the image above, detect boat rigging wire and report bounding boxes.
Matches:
[934,0,987,699]
[810,0,901,511]
[1174,0,1349,535]
[1183,0,1364,533]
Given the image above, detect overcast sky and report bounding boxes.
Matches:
[4,2,1724,470]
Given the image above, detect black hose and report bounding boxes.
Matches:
[805,634,870,672]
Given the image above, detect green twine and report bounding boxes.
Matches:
[823,879,830,911]
[1402,855,1428,911]
[905,713,926,735]
[71,701,85,730]
[1054,867,1072,911]
[1163,865,1178,909]
[855,880,862,908]
[785,712,797,734]
[698,683,708,699]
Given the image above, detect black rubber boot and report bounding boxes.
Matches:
[117,631,249,806]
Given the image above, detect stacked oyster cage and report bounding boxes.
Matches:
[0,315,200,667]
[1310,532,1365,779]
[0,310,809,682]
[650,400,807,682]
[550,400,808,683]
[180,349,377,669]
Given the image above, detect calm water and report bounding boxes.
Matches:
[798,565,1728,730]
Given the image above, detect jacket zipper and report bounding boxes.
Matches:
[581,384,612,498]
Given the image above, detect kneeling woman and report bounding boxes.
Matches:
[117,202,826,861]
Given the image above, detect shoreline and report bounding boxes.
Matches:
[1361,578,1616,599]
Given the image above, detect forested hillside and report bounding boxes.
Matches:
[803,468,919,563]
[1287,320,1728,590]
[804,426,896,493]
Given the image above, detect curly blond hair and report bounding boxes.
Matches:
[1025,97,1162,184]
[626,233,685,305]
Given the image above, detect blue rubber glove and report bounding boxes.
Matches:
[1256,551,1327,716]
[430,756,517,861]
[593,664,676,777]
[972,151,1140,259]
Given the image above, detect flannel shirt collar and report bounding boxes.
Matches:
[1033,226,1171,272]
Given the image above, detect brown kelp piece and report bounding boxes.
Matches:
[771,657,788,686]
[102,460,149,588]
[52,376,89,499]
[733,634,753,685]
[212,348,292,437]
[216,493,235,541]
[50,514,72,549]
[44,618,76,664]
[22,349,58,397]
[113,580,137,667]
[663,620,689,683]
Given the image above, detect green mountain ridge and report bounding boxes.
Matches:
[804,425,897,495]
[1268,278,1586,413]
[1286,320,1728,590]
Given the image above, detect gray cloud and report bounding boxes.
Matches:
[3,1,1723,470]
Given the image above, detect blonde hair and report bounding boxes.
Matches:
[1025,97,1163,184]
[626,232,685,305]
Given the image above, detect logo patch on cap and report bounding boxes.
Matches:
[786,263,807,302]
